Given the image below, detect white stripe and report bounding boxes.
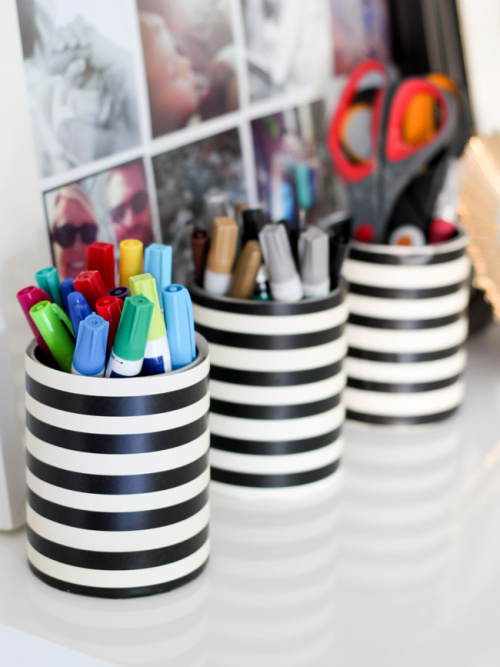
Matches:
[27,469,210,512]
[208,338,347,372]
[346,461,456,496]
[210,403,344,442]
[210,439,342,475]
[347,287,469,320]
[343,255,470,288]
[27,539,210,589]
[25,393,210,434]
[27,504,210,552]
[26,430,209,476]
[346,318,467,353]
[345,379,465,417]
[345,349,467,383]
[192,302,348,335]
[209,373,346,406]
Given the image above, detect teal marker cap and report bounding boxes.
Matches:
[112,294,154,362]
[30,300,75,373]
[36,267,63,309]
[144,244,172,304]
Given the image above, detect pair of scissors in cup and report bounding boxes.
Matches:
[327,59,458,244]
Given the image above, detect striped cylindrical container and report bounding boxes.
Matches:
[24,333,210,598]
[191,282,348,499]
[342,230,470,425]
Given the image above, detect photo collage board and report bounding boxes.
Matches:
[16,0,392,281]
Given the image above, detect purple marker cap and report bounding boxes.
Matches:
[17,285,53,357]
[108,286,131,301]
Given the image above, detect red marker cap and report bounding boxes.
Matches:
[17,285,53,357]
[88,242,116,292]
[74,270,108,310]
[96,295,124,352]
[428,218,456,244]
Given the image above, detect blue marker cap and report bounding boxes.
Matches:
[163,285,196,370]
[67,291,92,337]
[61,278,75,313]
[72,314,109,377]
[145,244,172,304]
[36,267,63,309]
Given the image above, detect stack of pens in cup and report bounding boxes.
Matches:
[17,239,196,378]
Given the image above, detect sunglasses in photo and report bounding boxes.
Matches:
[52,221,98,248]
[110,190,149,224]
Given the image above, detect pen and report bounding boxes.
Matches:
[119,239,143,289]
[71,314,109,377]
[259,223,303,301]
[73,270,108,311]
[163,285,196,370]
[30,300,75,373]
[252,264,270,301]
[190,228,210,287]
[328,231,349,290]
[108,286,131,301]
[35,267,63,309]
[299,226,330,297]
[241,208,265,246]
[144,243,172,304]
[105,295,154,378]
[96,295,124,353]
[203,189,230,232]
[279,219,300,268]
[87,242,116,292]
[203,217,238,296]
[17,285,53,357]
[229,240,262,299]
[130,273,172,374]
[60,278,75,313]
[67,291,92,338]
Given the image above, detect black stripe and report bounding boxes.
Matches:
[195,324,344,350]
[348,247,465,265]
[26,376,208,417]
[346,407,459,425]
[28,560,208,599]
[348,281,467,299]
[348,312,463,330]
[26,451,209,494]
[210,394,341,420]
[190,282,346,315]
[210,360,344,387]
[27,487,209,531]
[26,411,208,454]
[211,427,342,456]
[27,525,209,570]
[347,374,461,393]
[347,345,463,363]
[211,459,341,488]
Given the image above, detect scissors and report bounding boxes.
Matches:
[328,59,458,243]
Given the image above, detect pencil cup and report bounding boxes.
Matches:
[342,230,470,425]
[190,282,348,499]
[24,334,210,599]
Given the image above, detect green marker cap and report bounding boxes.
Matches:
[36,267,63,309]
[30,300,75,373]
[113,294,154,361]
[129,273,166,341]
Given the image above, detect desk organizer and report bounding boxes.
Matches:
[342,230,470,425]
[24,334,210,599]
[191,282,348,499]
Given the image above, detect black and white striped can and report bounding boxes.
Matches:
[342,230,470,425]
[190,283,347,499]
[24,333,210,598]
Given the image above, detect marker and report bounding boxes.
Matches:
[35,267,63,309]
[67,291,92,338]
[30,300,75,373]
[252,264,270,301]
[108,286,131,301]
[328,232,349,290]
[87,242,116,292]
[144,243,172,304]
[105,294,154,378]
[389,224,426,246]
[204,189,230,232]
[203,217,238,295]
[130,273,172,374]
[72,314,109,377]
[230,241,262,299]
[119,239,143,289]
[61,278,75,313]
[17,285,53,357]
[241,209,265,246]
[96,295,124,353]
[163,285,196,370]
[259,223,303,302]
[190,228,210,287]
[73,270,108,310]
[299,226,330,297]
[279,219,300,268]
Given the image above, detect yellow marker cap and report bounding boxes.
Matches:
[129,273,166,341]
[119,239,143,288]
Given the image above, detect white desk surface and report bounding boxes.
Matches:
[1,324,500,667]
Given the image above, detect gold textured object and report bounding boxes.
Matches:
[459,135,500,320]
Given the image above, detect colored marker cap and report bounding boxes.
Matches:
[73,314,109,376]
[17,285,53,356]
[73,270,108,311]
[96,295,124,352]
[144,243,172,303]
[163,285,196,370]
[230,241,262,299]
[241,209,265,246]
[30,300,75,373]
[299,226,330,297]
[88,242,116,292]
[61,278,75,313]
[67,291,92,337]
[113,294,154,362]
[108,286,131,301]
[119,239,143,288]
[190,228,210,287]
[35,267,63,309]
[129,273,165,340]
[206,217,238,275]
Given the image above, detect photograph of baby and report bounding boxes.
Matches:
[137,0,239,138]
[16,0,142,179]
[251,101,342,227]
[44,158,157,281]
[152,128,246,283]
[241,0,331,103]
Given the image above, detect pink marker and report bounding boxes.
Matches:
[17,286,53,357]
